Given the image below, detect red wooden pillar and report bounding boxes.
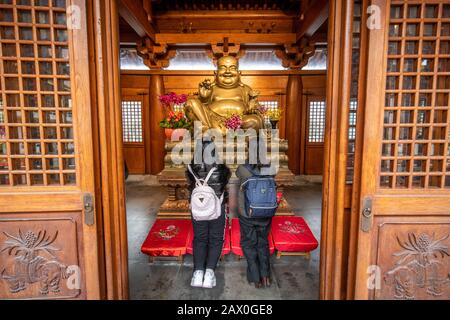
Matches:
[149,74,165,174]
[285,74,302,174]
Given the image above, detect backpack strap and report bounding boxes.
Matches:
[244,164,259,176]
[188,165,217,187]
[187,164,202,187]
[203,167,217,186]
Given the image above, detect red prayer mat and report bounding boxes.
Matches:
[230,218,275,257]
[141,219,192,257]
[186,218,231,256]
[271,216,318,253]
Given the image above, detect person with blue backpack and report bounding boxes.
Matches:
[236,163,278,288]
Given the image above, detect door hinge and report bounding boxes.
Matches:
[83,193,95,226]
[360,197,372,232]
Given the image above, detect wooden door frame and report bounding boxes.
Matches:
[320,0,356,300]
[92,0,356,300]
[86,0,129,299]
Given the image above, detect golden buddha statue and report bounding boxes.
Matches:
[184,56,264,133]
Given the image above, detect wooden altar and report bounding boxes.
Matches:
[156,137,295,218]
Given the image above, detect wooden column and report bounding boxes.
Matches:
[285,74,302,174]
[149,75,165,174]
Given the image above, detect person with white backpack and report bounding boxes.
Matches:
[186,141,231,288]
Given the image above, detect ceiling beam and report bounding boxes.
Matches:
[155,33,297,45]
[296,0,329,42]
[154,10,295,20]
[118,0,156,40]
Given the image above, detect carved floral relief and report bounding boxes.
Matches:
[384,232,450,299]
[1,229,69,295]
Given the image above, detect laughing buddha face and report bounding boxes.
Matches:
[215,56,241,88]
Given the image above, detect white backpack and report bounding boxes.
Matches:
[188,165,223,221]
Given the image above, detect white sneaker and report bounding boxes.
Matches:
[191,270,204,288]
[202,268,216,288]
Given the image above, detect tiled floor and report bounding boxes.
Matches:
[126,178,322,300]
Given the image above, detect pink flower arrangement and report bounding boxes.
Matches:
[224,114,243,130]
[258,104,268,114]
[158,92,188,108]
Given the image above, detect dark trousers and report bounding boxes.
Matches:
[239,216,272,283]
[192,206,226,271]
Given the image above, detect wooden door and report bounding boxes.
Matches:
[121,92,147,174]
[305,96,326,175]
[0,0,100,299]
[354,0,450,299]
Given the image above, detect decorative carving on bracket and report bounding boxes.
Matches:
[384,232,450,299]
[0,229,69,295]
[274,37,316,69]
[206,37,246,63]
[137,37,177,69]
[179,21,195,33]
[245,22,277,33]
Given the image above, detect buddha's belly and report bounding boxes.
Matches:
[209,99,246,115]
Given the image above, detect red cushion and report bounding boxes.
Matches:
[186,219,231,256]
[271,216,318,252]
[141,219,192,257]
[230,218,275,257]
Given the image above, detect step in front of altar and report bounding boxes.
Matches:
[157,197,295,218]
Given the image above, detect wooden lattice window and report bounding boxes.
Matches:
[308,100,326,143]
[0,0,76,186]
[121,100,143,143]
[380,1,450,189]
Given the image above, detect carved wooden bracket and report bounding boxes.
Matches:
[137,37,176,69]
[274,37,316,69]
[206,37,246,64]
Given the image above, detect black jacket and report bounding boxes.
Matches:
[186,162,231,200]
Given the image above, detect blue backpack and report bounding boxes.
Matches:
[241,165,278,218]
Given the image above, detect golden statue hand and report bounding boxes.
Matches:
[199,79,213,99]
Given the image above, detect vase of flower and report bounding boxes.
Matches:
[164,128,174,140]
[267,109,283,130]
[160,110,191,141]
[158,92,191,140]
[269,119,279,129]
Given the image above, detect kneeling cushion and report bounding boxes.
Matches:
[186,218,231,256]
[271,216,318,252]
[230,217,275,257]
[141,219,192,257]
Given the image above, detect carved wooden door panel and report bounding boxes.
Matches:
[0,0,100,299]
[354,0,450,300]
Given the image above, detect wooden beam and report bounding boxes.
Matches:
[154,10,296,20]
[142,0,153,23]
[119,31,141,44]
[297,0,329,42]
[118,0,155,39]
[155,33,296,45]
[120,70,327,76]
